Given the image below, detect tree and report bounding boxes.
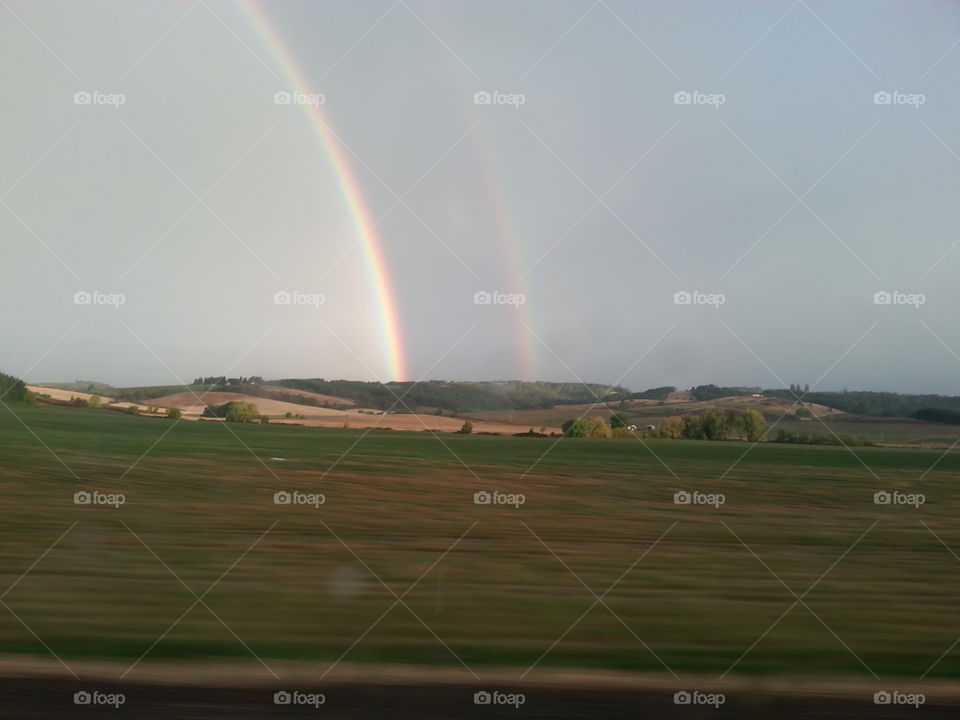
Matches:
[609,413,629,429]
[88,394,102,409]
[701,410,728,440]
[740,408,765,441]
[224,401,260,423]
[658,416,683,439]
[681,414,703,439]
[562,418,589,437]
[585,416,612,438]
[166,407,182,420]
[795,406,813,419]
[458,420,473,434]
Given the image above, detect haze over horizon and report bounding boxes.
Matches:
[5,1,960,394]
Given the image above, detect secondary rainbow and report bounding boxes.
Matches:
[241,1,408,381]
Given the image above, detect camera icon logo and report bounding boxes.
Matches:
[673,290,692,305]
[474,491,492,505]
[274,690,292,705]
[274,491,291,505]
[74,691,92,705]
[673,690,691,704]
[274,91,292,105]
[673,490,691,505]
[474,290,492,305]
[273,290,292,305]
[873,291,891,305]
[873,490,891,505]
[673,91,691,105]
[473,91,492,105]
[473,690,491,704]
[874,691,891,704]
[873,91,892,105]
[73,91,92,105]
[74,290,92,305]
[74,490,92,505]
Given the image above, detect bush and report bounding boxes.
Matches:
[225,401,260,423]
[562,418,588,437]
[458,420,473,434]
[585,416,612,438]
[609,413,629,429]
[71,396,89,408]
[658,416,683,439]
[166,407,182,420]
[259,416,270,424]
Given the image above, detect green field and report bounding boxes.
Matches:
[1,404,959,680]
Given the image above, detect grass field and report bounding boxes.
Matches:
[2,404,959,682]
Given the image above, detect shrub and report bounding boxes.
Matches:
[458,420,474,434]
[658,416,683,439]
[562,418,588,437]
[585,416,612,438]
[166,407,182,420]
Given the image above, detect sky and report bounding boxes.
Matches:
[2,0,960,394]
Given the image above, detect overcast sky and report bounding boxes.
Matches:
[3,0,960,393]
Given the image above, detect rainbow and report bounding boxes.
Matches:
[241,1,408,381]
[469,129,536,380]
